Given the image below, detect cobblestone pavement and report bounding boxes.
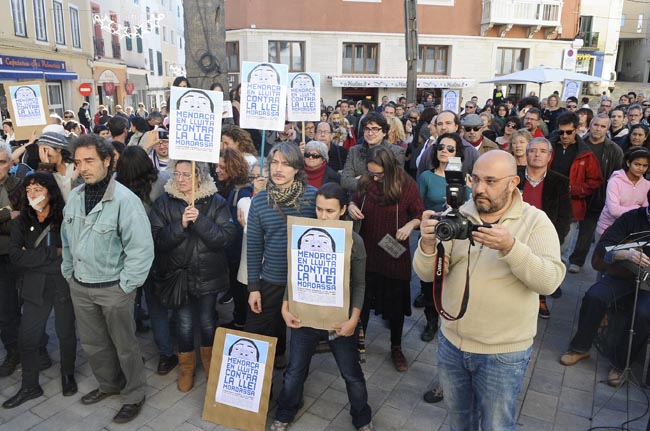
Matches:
[1,247,650,430]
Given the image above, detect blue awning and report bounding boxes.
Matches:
[44,71,78,80]
[0,69,43,80]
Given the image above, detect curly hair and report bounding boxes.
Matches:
[20,171,65,231]
[219,147,249,187]
[222,126,258,156]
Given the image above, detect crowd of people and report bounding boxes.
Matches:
[1,80,650,430]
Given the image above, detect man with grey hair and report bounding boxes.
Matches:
[303,140,341,187]
[315,122,348,172]
[627,104,643,126]
[0,142,23,376]
[517,137,572,318]
[245,142,317,368]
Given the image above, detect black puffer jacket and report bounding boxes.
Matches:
[149,182,236,297]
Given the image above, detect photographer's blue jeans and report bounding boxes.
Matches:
[176,293,217,352]
[276,327,371,429]
[437,332,531,431]
[144,278,174,357]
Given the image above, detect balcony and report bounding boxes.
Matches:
[481,0,563,38]
[112,41,121,59]
[93,37,105,58]
[577,31,599,50]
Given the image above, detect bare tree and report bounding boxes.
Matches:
[183,0,228,91]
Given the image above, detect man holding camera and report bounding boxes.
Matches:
[414,150,565,431]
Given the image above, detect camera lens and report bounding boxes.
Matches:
[435,221,455,242]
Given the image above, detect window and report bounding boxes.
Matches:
[268,41,304,72]
[157,51,163,76]
[125,21,132,51]
[146,7,151,31]
[342,43,378,74]
[495,48,527,75]
[155,16,159,34]
[149,49,154,75]
[227,41,240,72]
[47,83,64,117]
[171,30,174,45]
[177,5,180,17]
[621,14,626,27]
[33,0,47,41]
[52,1,65,44]
[136,27,143,53]
[163,26,167,42]
[179,37,183,49]
[164,61,169,76]
[417,45,448,75]
[11,0,27,37]
[70,5,81,48]
[638,14,644,33]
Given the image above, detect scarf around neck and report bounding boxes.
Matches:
[267,179,305,212]
[305,163,327,188]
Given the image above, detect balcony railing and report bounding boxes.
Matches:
[93,37,105,58]
[112,41,121,59]
[578,31,599,49]
[482,0,563,27]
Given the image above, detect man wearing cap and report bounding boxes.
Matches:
[36,132,77,201]
[461,114,498,155]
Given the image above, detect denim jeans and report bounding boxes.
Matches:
[143,278,173,357]
[176,293,217,353]
[569,274,650,369]
[561,221,579,263]
[276,327,371,429]
[569,209,600,267]
[437,332,531,431]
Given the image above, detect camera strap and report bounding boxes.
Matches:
[432,241,471,321]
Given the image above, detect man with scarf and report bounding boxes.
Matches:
[245,142,317,368]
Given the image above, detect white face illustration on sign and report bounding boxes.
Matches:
[177,90,213,113]
[248,64,279,85]
[229,339,260,361]
[298,228,335,253]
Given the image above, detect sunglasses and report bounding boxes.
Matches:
[463,126,481,132]
[557,130,575,136]
[304,153,323,159]
[409,117,418,121]
[505,123,517,128]
[437,144,456,152]
[64,116,73,119]
[366,171,385,179]
[465,105,474,109]
[566,105,577,109]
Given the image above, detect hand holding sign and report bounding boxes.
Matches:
[281,301,302,329]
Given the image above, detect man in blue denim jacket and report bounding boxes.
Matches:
[61,135,154,424]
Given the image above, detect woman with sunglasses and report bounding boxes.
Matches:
[496,116,521,150]
[348,146,424,372]
[303,141,340,188]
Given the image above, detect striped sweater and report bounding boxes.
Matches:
[246,186,317,291]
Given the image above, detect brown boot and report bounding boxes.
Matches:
[177,351,195,392]
[200,346,213,379]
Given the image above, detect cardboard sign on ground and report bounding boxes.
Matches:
[202,328,276,431]
[4,80,49,140]
[287,216,352,330]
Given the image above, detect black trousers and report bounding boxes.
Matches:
[569,209,600,267]
[243,280,286,356]
[21,275,77,388]
[0,255,20,351]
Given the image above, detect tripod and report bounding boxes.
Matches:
[591,233,650,429]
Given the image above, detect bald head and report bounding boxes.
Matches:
[471,150,520,220]
[475,150,517,177]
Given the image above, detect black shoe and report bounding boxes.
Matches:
[135,319,150,333]
[81,388,120,405]
[423,386,444,404]
[2,386,44,409]
[413,293,425,308]
[157,354,179,375]
[62,375,77,397]
[551,287,563,299]
[113,397,145,424]
[0,349,20,377]
[39,348,52,371]
[421,321,437,342]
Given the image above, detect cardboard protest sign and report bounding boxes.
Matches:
[442,89,460,114]
[562,80,582,101]
[240,61,288,131]
[287,216,352,330]
[169,86,223,163]
[5,81,49,140]
[203,328,276,431]
[287,72,320,122]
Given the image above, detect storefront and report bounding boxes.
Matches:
[93,62,127,114]
[125,67,149,110]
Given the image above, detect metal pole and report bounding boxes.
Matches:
[405,0,418,104]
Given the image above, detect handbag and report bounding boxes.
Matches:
[153,235,196,309]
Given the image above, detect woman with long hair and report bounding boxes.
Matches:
[576,108,594,138]
[493,103,509,131]
[4,172,77,408]
[387,116,407,149]
[149,161,236,392]
[348,146,424,372]
[496,116,521,149]
[215,148,254,329]
[621,124,650,153]
[221,126,259,170]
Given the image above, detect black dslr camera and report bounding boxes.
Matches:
[434,158,490,243]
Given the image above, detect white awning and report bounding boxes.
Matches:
[330,75,475,89]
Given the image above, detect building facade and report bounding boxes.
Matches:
[224,0,582,105]
[617,0,650,84]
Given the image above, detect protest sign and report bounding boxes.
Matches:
[223,100,233,118]
[203,328,276,431]
[169,86,223,164]
[5,80,49,140]
[562,80,582,101]
[287,216,352,330]
[240,61,288,131]
[287,72,320,122]
[442,89,460,114]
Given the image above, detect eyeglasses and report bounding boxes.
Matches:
[469,175,515,187]
[366,171,385,179]
[173,172,193,179]
[465,105,474,109]
[437,144,456,153]
[643,103,650,107]
[409,117,418,121]
[364,126,383,134]
[304,153,323,159]
[63,116,73,119]
[505,123,517,128]
[316,129,331,135]
[463,126,481,132]
[566,105,577,109]
[557,129,575,136]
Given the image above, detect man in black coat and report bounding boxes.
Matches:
[518,137,572,318]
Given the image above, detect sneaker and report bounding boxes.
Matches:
[607,367,625,387]
[423,385,444,403]
[390,346,408,372]
[357,423,374,431]
[568,264,582,274]
[560,350,590,366]
[413,293,425,308]
[269,420,289,431]
[538,297,550,319]
[551,287,563,298]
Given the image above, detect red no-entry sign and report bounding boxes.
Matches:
[78,83,92,97]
